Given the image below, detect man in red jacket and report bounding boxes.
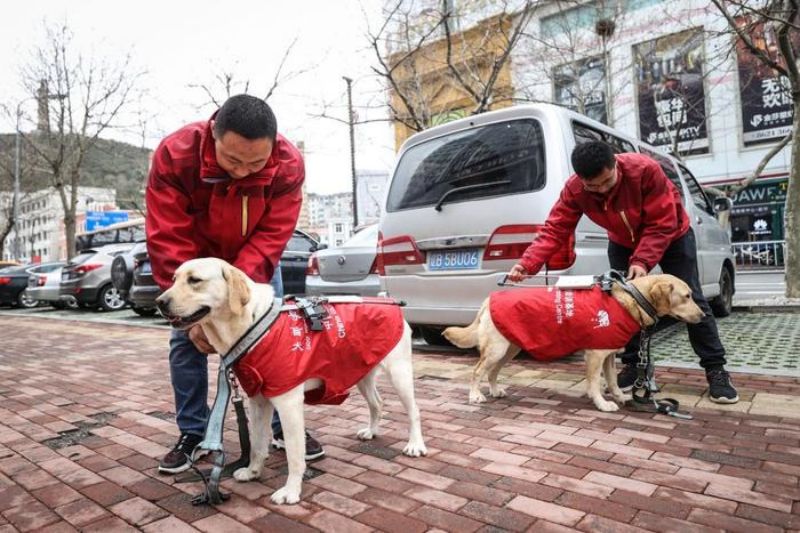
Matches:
[508,141,738,403]
[146,95,324,474]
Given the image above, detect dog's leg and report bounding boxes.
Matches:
[487,345,520,399]
[585,350,620,412]
[603,350,629,406]
[269,386,306,505]
[383,324,427,457]
[356,369,383,440]
[233,395,273,482]
[471,336,510,403]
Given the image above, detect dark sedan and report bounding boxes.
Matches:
[0,265,39,308]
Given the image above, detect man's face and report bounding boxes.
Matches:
[212,126,274,180]
[581,164,617,195]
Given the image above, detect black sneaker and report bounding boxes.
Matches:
[272,431,325,461]
[617,363,639,392]
[158,433,204,474]
[707,369,739,404]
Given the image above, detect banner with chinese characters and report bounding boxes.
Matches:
[633,29,708,154]
[553,56,607,124]
[736,17,800,145]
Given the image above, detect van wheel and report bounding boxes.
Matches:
[710,267,733,318]
[419,326,453,347]
[98,285,126,312]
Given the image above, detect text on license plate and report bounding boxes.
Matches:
[427,248,480,271]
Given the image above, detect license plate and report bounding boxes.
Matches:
[61,272,69,281]
[427,248,480,271]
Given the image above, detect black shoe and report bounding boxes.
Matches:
[158,433,205,474]
[707,369,739,404]
[272,431,325,461]
[617,363,638,392]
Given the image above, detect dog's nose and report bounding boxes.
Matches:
[155,295,171,314]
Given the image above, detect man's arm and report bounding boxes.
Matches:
[516,184,583,276]
[630,161,680,271]
[233,147,304,283]
[145,147,200,290]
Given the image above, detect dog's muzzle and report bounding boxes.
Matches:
[161,306,211,329]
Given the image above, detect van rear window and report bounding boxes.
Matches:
[386,119,546,211]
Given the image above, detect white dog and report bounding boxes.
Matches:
[443,274,704,412]
[156,258,427,504]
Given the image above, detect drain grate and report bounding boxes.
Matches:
[41,412,118,450]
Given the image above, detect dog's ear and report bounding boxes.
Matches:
[650,281,674,315]
[223,265,251,315]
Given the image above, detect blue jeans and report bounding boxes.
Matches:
[169,267,284,436]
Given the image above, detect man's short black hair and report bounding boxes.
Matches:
[571,141,616,179]
[213,94,277,140]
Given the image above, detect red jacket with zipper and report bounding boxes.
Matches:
[145,118,304,290]
[519,153,690,275]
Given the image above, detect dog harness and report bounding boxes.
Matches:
[489,285,640,360]
[234,298,405,404]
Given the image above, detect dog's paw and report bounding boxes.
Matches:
[595,399,620,412]
[271,486,301,505]
[469,392,487,403]
[490,387,507,398]
[402,440,428,457]
[356,428,376,440]
[233,467,260,482]
[613,393,631,405]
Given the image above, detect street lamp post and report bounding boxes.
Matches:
[12,99,33,261]
[342,76,358,230]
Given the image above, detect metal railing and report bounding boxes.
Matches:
[732,240,786,269]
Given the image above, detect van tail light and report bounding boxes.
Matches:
[483,225,541,261]
[368,258,379,275]
[74,263,103,275]
[545,232,576,271]
[376,233,424,275]
[38,275,47,286]
[0,277,10,285]
[306,254,320,276]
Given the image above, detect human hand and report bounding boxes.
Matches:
[188,324,216,354]
[507,264,528,283]
[627,264,647,280]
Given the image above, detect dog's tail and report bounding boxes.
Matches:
[442,298,488,349]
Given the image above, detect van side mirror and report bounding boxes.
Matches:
[713,197,732,213]
[314,243,328,251]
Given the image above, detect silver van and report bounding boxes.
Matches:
[377,104,735,344]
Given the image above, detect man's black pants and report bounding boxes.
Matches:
[607,228,727,371]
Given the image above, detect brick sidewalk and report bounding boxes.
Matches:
[1,315,799,532]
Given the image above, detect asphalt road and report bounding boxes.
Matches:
[733,270,786,301]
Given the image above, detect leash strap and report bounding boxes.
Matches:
[190,298,283,505]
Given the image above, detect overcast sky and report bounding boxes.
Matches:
[0,0,396,194]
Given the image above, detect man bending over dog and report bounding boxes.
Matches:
[146,94,324,474]
[507,141,738,404]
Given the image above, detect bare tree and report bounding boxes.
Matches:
[18,21,144,259]
[370,0,535,143]
[711,0,799,297]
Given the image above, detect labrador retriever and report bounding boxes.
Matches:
[443,274,704,412]
[156,258,427,504]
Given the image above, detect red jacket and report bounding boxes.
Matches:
[233,300,405,404]
[145,118,304,289]
[519,153,690,274]
[490,286,640,360]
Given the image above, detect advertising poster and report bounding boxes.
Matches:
[553,55,608,124]
[634,29,708,154]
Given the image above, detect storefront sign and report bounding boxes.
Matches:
[553,56,607,124]
[634,29,708,155]
[729,178,787,206]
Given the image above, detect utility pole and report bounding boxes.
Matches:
[343,76,358,229]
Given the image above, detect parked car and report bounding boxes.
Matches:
[111,230,325,309]
[60,243,134,311]
[306,224,380,297]
[25,261,71,308]
[0,265,40,308]
[0,260,21,269]
[378,103,736,345]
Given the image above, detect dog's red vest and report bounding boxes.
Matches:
[233,300,405,405]
[489,286,640,361]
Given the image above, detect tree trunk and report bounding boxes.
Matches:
[786,106,800,297]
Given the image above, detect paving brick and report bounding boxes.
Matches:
[608,490,692,519]
[192,512,256,533]
[80,515,140,532]
[250,512,318,533]
[652,487,738,514]
[32,482,83,508]
[567,456,633,477]
[481,462,546,484]
[410,504,484,532]
[460,500,535,532]
[506,495,585,526]
[403,485,468,512]
[126,478,180,501]
[311,490,370,517]
[492,475,563,502]
[12,467,60,491]
[736,503,800,529]
[704,483,793,513]
[356,507,428,533]
[630,468,708,493]
[2,501,61,531]
[141,515,200,532]
[353,487,421,514]
[0,485,36,512]
[54,497,108,527]
[688,508,783,533]
[396,467,454,490]
[308,472,367,497]
[352,471,414,493]
[35,520,80,532]
[575,514,649,533]
[554,492,636,523]
[80,481,135,507]
[110,497,170,527]
[155,492,218,524]
[631,511,720,533]
[449,480,514,507]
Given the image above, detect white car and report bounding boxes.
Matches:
[305,225,381,297]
